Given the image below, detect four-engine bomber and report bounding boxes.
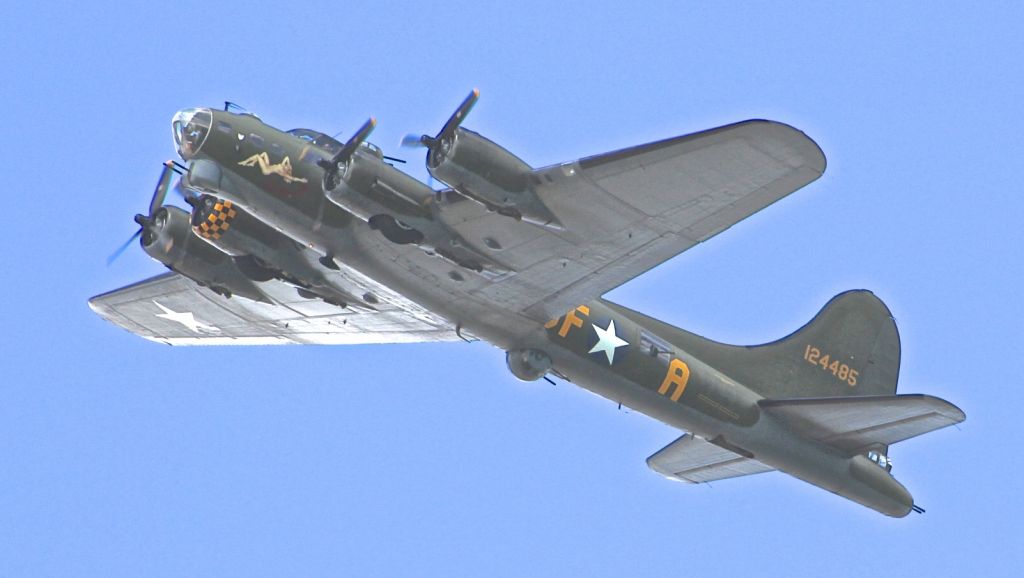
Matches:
[92,92,965,517]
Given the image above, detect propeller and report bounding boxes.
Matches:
[106,160,178,265]
[319,117,376,191]
[401,88,479,160]
[105,228,142,265]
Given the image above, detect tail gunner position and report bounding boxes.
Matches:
[91,91,964,517]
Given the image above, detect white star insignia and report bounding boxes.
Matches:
[589,319,628,364]
[153,301,220,334]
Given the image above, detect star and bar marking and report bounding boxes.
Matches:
[545,306,628,365]
[153,301,220,334]
[546,305,691,400]
[588,319,628,364]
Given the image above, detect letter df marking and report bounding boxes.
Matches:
[545,305,591,338]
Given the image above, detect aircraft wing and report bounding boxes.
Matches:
[759,394,966,454]
[445,120,825,321]
[646,433,774,483]
[89,272,460,345]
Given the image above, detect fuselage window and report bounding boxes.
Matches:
[867,450,893,471]
[216,121,232,134]
[249,133,265,148]
[639,330,673,359]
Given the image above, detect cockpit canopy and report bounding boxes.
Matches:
[288,128,383,158]
[172,108,213,160]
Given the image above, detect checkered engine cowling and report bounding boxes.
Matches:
[194,199,237,240]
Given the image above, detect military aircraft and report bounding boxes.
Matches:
[90,90,964,517]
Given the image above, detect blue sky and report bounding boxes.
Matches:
[2,1,1022,575]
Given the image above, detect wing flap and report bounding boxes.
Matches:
[647,433,774,484]
[760,394,966,454]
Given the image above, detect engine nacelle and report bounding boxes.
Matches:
[190,195,275,258]
[324,146,436,222]
[188,195,358,307]
[506,348,553,382]
[140,206,267,302]
[428,128,561,229]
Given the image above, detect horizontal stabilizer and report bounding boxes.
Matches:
[760,394,965,454]
[647,434,774,484]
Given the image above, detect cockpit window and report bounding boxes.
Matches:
[172,108,213,160]
[287,128,342,154]
[288,128,318,142]
[313,134,342,153]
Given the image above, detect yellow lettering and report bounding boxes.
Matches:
[658,358,691,402]
[556,305,590,338]
[805,343,859,386]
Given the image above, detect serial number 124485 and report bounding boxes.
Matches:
[803,345,859,386]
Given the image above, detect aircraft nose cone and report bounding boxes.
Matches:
[171,108,213,160]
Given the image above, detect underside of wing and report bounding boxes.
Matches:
[760,394,966,454]
[444,120,826,321]
[647,433,774,484]
[89,272,459,345]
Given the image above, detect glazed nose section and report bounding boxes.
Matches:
[171,108,213,160]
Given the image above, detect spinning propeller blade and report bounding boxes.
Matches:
[107,160,180,266]
[148,161,176,215]
[106,229,142,265]
[401,133,427,148]
[438,88,479,143]
[332,117,377,165]
[318,118,377,191]
[401,89,480,151]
